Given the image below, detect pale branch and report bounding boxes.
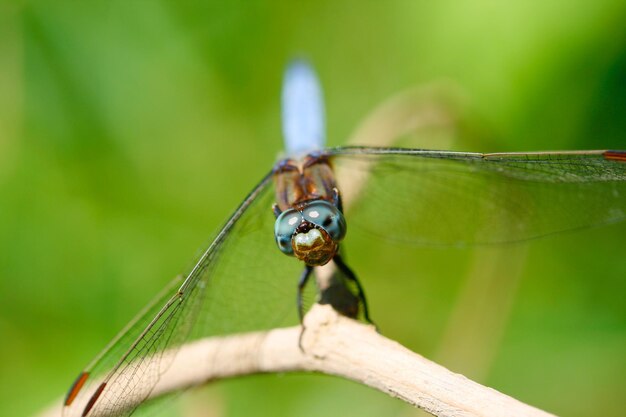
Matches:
[40,304,556,417]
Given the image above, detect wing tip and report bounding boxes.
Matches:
[82,382,107,417]
[604,150,626,162]
[64,371,90,407]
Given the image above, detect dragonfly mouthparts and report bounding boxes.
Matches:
[292,223,337,266]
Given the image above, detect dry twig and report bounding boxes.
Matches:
[41,304,556,417]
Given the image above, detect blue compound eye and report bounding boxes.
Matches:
[274,209,302,255]
[301,200,346,242]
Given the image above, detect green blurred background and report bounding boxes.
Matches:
[1,1,625,416]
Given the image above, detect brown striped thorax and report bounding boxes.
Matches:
[273,153,347,266]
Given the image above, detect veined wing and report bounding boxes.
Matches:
[329,147,626,246]
[63,170,303,417]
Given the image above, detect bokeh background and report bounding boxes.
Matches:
[1,1,625,417]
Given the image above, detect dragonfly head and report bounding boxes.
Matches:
[274,199,346,266]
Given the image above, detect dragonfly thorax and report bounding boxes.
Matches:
[272,154,337,211]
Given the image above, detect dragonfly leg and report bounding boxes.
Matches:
[297,265,314,322]
[272,203,282,218]
[332,187,344,213]
[297,265,314,351]
[333,254,375,326]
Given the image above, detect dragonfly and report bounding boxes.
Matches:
[63,60,626,417]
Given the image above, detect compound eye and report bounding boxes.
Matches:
[274,209,302,255]
[302,200,347,242]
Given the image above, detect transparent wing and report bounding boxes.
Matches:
[329,147,626,245]
[63,171,303,417]
[63,146,626,416]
